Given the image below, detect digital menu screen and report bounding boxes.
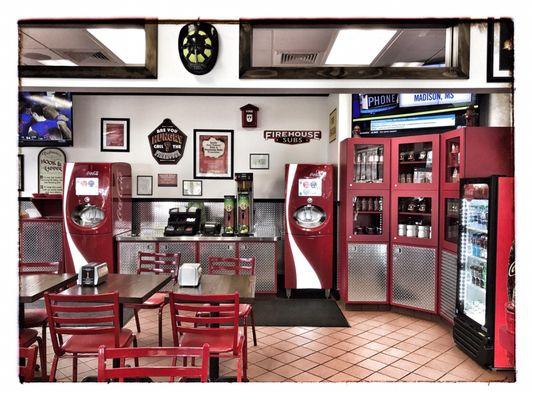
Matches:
[75,178,99,196]
[298,178,322,197]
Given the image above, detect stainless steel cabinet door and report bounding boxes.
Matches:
[347,243,388,303]
[239,242,277,293]
[198,242,237,268]
[158,242,197,264]
[117,242,156,274]
[392,245,436,312]
[439,249,458,323]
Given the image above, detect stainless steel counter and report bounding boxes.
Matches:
[115,230,281,242]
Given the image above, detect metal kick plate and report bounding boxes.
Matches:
[347,243,388,302]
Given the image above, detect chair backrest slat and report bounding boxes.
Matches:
[169,291,240,353]
[97,345,210,382]
[137,252,180,282]
[208,257,255,276]
[45,292,121,355]
[19,346,38,383]
[19,261,62,275]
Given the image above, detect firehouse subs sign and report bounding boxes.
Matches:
[148,119,187,164]
[264,130,322,145]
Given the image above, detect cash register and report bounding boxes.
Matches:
[164,207,202,236]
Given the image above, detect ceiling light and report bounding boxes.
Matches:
[325,29,397,66]
[38,59,77,67]
[87,28,145,65]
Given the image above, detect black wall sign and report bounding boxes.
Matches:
[148,119,187,164]
[264,130,321,145]
[179,22,219,75]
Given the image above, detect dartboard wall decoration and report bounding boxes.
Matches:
[178,22,219,75]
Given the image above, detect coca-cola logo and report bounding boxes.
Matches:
[508,261,515,277]
[86,171,99,176]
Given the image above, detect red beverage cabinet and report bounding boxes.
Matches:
[390,190,439,313]
[438,191,460,324]
[440,127,514,192]
[391,134,440,191]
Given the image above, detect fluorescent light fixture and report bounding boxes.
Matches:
[87,28,145,64]
[391,62,424,67]
[38,59,77,67]
[325,29,397,65]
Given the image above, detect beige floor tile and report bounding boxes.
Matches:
[363,372,397,382]
[291,358,318,372]
[343,365,374,379]
[369,353,399,365]
[271,364,303,379]
[292,371,323,382]
[305,352,333,364]
[326,372,360,382]
[379,365,410,379]
[323,358,352,372]
[307,365,338,379]
[413,365,446,380]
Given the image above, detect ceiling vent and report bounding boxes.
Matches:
[91,51,110,61]
[57,50,116,65]
[279,52,319,65]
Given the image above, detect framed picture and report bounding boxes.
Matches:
[157,173,178,187]
[487,19,513,82]
[101,118,130,152]
[18,154,24,192]
[193,129,234,179]
[249,153,270,170]
[182,180,202,196]
[329,109,337,143]
[136,175,153,196]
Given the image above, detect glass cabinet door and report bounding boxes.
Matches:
[445,198,460,244]
[396,196,433,240]
[398,141,433,184]
[445,137,461,184]
[352,194,384,236]
[354,143,384,184]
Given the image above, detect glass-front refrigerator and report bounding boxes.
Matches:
[453,176,515,370]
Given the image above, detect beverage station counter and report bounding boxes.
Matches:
[115,230,281,242]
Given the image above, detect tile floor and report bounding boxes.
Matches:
[46,305,515,383]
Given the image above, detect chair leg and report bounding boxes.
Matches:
[250,309,257,347]
[133,309,141,333]
[72,355,77,382]
[49,355,59,382]
[243,339,248,381]
[35,336,47,381]
[133,335,139,367]
[40,322,48,378]
[237,355,242,382]
[158,307,163,347]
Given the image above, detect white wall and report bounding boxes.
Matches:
[20,95,329,198]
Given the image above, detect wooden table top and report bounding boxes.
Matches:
[59,274,173,304]
[171,274,256,302]
[19,273,78,303]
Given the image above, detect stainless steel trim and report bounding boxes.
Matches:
[115,230,281,242]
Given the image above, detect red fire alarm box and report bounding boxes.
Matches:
[240,104,259,128]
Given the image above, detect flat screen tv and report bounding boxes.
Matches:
[19,92,73,147]
[352,93,477,136]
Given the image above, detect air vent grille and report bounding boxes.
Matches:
[280,52,319,65]
[91,51,109,61]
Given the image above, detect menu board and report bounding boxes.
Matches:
[298,178,322,197]
[38,148,66,194]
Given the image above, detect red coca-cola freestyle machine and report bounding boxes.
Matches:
[63,162,132,273]
[284,164,334,298]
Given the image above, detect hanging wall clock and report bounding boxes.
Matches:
[178,22,219,75]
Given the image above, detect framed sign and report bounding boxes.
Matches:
[18,154,24,192]
[194,129,234,179]
[264,130,321,145]
[183,180,202,196]
[249,153,269,170]
[136,175,153,196]
[329,109,337,143]
[38,147,66,194]
[101,118,130,152]
[487,19,513,82]
[157,173,178,187]
[148,119,187,165]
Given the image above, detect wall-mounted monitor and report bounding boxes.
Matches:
[19,91,73,147]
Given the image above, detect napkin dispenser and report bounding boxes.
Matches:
[79,262,109,286]
[178,263,202,287]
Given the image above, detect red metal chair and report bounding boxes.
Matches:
[169,291,247,381]
[125,252,180,346]
[19,261,63,379]
[19,330,45,381]
[45,291,138,382]
[97,344,210,382]
[207,256,257,346]
[19,345,38,383]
